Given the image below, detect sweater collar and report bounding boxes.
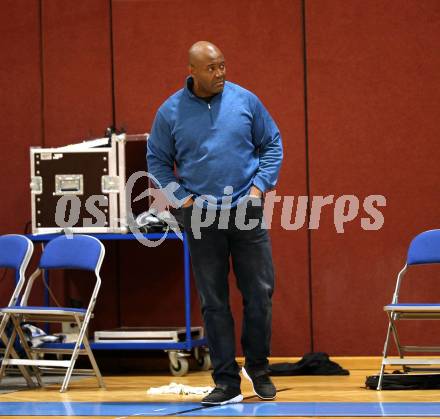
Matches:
[184,76,224,101]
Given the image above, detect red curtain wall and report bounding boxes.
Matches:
[0,0,439,355]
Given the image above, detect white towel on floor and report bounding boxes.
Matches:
[147,382,213,395]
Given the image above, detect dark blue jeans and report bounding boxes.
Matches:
[183,201,274,389]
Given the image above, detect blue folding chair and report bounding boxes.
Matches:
[0,234,35,387]
[378,229,440,390]
[0,234,105,392]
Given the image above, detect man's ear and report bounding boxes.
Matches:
[188,64,195,76]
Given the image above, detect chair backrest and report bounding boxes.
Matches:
[407,230,440,266]
[0,235,33,272]
[39,235,105,272]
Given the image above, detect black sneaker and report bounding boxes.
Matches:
[201,384,243,405]
[242,366,276,400]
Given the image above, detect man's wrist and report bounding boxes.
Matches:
[181,197,194,208]
[249,185,263,198]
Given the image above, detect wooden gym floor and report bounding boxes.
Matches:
[0,357,438,418]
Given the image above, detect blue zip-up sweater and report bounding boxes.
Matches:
[147,77,283,208]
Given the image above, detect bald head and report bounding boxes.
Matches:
[189,41,223,67]
[188,41,226,97]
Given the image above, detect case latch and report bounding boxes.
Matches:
[102,176,120,193]
[54,174,83,195]
[30,176,43,194]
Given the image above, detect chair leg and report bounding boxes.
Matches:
[10,316,43,387]
[0,327,17,381]
[82,333,105,388]
[8,347,36,388]
[388,317,412,372]
[377,319,393,390]
[389,316,403,359]
[60,316,89,393]
[0,315,35,388]
[60,314,105,393]
[60,363,75,393]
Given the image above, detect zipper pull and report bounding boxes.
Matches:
[208,103,211,110]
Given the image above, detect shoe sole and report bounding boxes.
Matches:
[242,367,276,400]
[201,394,243,405]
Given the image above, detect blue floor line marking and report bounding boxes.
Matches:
[1,402,440,416]
[181,402,440,417]
[0,402,200,416]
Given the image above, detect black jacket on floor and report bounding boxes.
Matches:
[269,352,349,376]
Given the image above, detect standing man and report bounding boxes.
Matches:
[147,41,283,405]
